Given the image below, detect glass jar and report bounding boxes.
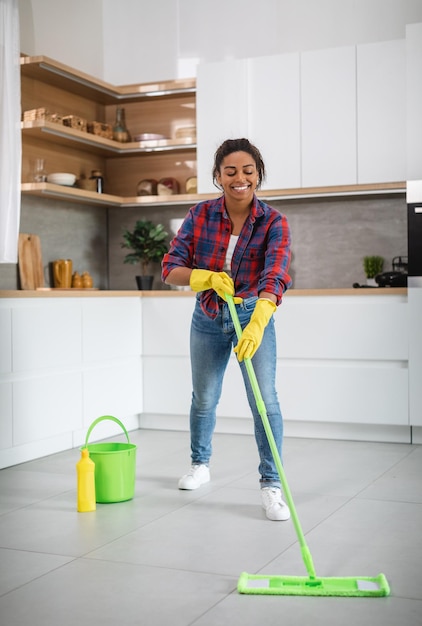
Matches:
[33,158,47,182]
[112,107,131,143]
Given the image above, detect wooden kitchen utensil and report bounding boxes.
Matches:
[18,233,44,290]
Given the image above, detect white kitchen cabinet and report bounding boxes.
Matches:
[13,372,83,446]
[82,298,142,362]
[408,279,422,431]
[197,53,301,193]
[301,46,357,187]
[83,358,142,422]
[278,364,408,427]
[277,295,408,361]
[12,301,82,371]
[142,295,192,357]
[197,59,249,194]
[142,295,251,422]
[196,32,416,192]
[406,23,422,181]
[0,382,12,450]
[276,294,408,428]
[141,291,409,440]
[357,39,406,184]
[0,307,12,374]
[0,307,13,451]
[0,290,411,468]
[0,296,143,468]
[248,54,301,190]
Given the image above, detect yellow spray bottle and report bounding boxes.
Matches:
[76,448,96,512]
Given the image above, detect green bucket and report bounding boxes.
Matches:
[83,415,137,503]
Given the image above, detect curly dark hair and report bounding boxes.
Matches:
[212,138,266,190]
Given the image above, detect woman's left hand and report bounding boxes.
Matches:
[234,299,276,361]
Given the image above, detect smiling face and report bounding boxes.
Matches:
[216,151,259,207]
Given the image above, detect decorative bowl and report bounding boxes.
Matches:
[47,173,77,186]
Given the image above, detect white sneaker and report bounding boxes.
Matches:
[178,464,210,490]
[261,487,290,521]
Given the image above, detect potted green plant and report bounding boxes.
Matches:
[121,219,169,290]
[363,255,384,286]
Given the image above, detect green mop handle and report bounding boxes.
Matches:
[226,294,317,580]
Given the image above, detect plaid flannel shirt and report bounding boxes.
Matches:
[161,195,292,318]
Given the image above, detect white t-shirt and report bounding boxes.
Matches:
[224,235,239,276]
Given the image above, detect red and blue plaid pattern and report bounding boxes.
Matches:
[162,195,292,318]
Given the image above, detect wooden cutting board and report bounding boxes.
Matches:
[18,233,45,289]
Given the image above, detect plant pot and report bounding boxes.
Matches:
[136,275,154,290]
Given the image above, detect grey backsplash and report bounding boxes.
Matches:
[0,193,407,291]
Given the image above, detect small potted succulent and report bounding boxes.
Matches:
[121,219,168,290]
[363,255,384,286]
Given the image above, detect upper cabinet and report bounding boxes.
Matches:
[405,23,422,182]
[248,54,301,191]
[21,55,198,207]
[357,40,406,183]
[301,46,357,187]
[197,40,409,193]
[196,59,250,195]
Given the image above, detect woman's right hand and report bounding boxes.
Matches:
[189,269,242,302]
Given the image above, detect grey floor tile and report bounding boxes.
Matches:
[281,438,414,497]
[359,445,422,503]
[0,558,234,626]
[191,593,422,626]
[0,468,74,515]
[0,429,420,626]
[86,486,349,577]
[0,548,74,596]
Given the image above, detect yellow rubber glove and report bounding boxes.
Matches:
[190,269,242,303]
[234,298,277,361]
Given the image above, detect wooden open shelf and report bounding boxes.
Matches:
[22,120,196,156]
[20,55,196,103]
[21,181,406,209]
[21,54,197,197]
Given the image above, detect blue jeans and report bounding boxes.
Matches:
[189,296,283,488]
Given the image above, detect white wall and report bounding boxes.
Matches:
[18,0,104,78]
[18,0,422,83]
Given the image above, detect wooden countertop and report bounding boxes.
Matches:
[0,288,408,298]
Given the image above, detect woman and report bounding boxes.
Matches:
[161,138,292,521]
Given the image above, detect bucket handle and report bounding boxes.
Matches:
[84,415,131,448]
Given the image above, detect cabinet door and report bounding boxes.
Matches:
[406,23,422,181]
[196,59,249,194]
[357,40,406,183]
[248,53,301,190]
[301,46,357,187]
[408,280,422,427]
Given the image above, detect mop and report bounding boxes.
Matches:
[226,294,390,597]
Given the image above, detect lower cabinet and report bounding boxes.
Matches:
[141,292,410,442]
[0,290,412,468]
[0,297,143,468]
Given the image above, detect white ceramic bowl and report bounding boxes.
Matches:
[134,133,165,142]
[47,173,76,186]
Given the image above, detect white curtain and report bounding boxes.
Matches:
[0,0,21,263]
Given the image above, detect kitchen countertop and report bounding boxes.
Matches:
[0,288,408,298]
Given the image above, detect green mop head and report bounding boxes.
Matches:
[238,572,390,597]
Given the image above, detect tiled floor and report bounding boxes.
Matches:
[0,429,421,625]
